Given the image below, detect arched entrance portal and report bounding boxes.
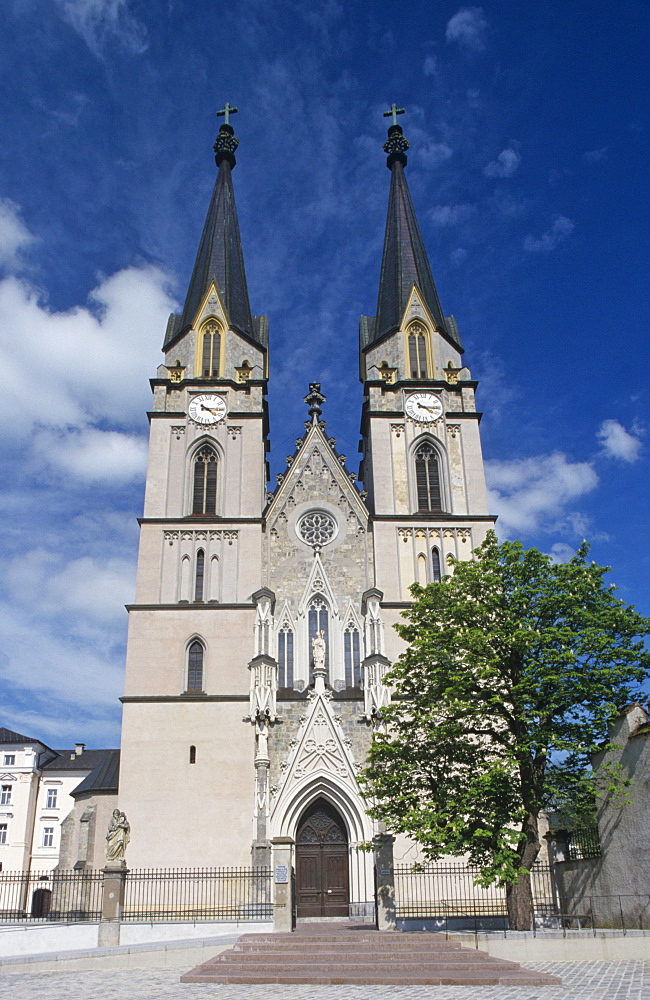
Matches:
[295,798,350,918]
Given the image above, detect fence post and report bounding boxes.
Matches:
[374,833,396,932]
[98,863,128,946]
[271,837,294,933]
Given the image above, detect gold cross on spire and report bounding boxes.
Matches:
[383,103,405,127]
[217,102,238,125]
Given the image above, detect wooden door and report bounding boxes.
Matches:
[296,799,349,917]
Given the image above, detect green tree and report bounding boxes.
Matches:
[362,532,650,930]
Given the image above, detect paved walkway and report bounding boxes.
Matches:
[0,962,648,999]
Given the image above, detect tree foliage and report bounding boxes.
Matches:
[362,532,650,927]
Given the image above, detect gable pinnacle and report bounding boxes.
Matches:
[214,102,239,168]
[304,383,326,425]
[382,102,409,169]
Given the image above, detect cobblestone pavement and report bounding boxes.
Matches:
[0,963,648,999]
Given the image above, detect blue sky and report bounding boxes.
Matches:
[1,0,648,748]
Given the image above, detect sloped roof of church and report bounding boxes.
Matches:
[361,123,462,351]
[70,750,120,798]
[0,726,45,745]
[164,124,266,350]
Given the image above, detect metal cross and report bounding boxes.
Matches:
[383,103,405,126]
[217,102,238,125]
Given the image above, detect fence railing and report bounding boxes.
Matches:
[567,825,601,860]
[122,867,272,921]
[0,869,103,922]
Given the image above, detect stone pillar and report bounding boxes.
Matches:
[374,834,396,931]
[271,837,294,933]
[98,863,128,947]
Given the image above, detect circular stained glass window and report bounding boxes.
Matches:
[298,510,337,546]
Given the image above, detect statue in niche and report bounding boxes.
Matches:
[105,809,130,863]
[312,630,326,672]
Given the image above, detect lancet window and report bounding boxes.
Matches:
[187,640,204,692]
[415,442,442,512]
[344,624,362,688]
[277,624,294,688]
[308,596,329,682]
[201,320,221,377]
[431,546,442,583]
[408,322,429,379]
[194,549,205,601]
[192,445,218,515]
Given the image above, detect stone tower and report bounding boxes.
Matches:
[117,112,495,918]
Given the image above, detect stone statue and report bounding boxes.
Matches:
[106,809,130,863]
[312,630,326,673]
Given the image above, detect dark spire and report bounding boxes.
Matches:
[165,107,259,348]
[369,109,460,348]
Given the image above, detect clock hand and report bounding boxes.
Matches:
[201,404,219,416]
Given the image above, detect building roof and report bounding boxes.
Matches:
[0,726,46,745]
[71,750,120,798]
[164,123,266,350]
[362,125,461,351]
[42,748,118,773]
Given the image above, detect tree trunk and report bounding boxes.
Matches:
[506,810,542,931]
[506,870,533,931]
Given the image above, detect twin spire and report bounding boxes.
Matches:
[166,104,459,355]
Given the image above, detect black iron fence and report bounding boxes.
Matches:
[122,867,272,921]
[0,869,103,922]
[567,825,601,860]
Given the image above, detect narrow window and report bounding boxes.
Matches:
[432,546,442,583]
[344,625,361,688]
[408,324,428,378]
[417,552,427,585]
[0,786,11,806]
[42,827,54,848]
[189,745,196,764]
[308,598,329,682]
[0,824,7,845]
[194,549,205,601]
[201,321,221,377]
[415,442,442,512]
[278,626,294,688]
[3,754,15,766]
[187,641,204,692]
[192,445,218,515]
[46,788,58,809]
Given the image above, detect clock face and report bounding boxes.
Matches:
[405,392,443,423]
[188,393,227,425]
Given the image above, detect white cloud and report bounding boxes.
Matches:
[548,542,578,564]
[417,142,453,167]
[597,419,643,462]
[446,7,488,51]
[0,200,35,269]
[0,263,176,440]
[523,215,574,252]
[54,0,148,56]
[486,452,598,538]
[423,55,437,76]
[451,247,468,264]
[484,144,521,178]
[5,548,135,624]
[429,203,475,226]
[33,428,148,483]
[584,147,608,163]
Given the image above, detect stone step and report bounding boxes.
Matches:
[180,926,562,986]
[181,971,560,986]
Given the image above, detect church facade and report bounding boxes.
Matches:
[117,112,495,918]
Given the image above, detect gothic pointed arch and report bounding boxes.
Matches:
[184,635,206,693]
[186,436,224,516]
[197,317,223,378]
[409,434,449,514]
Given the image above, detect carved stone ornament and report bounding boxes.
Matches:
[171,426,186,440]
[105,809,130,863]
[298,510,337,547]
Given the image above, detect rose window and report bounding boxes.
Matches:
[298,510,337,546]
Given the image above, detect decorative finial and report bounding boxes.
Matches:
[382,103,409,169]
[214,103,240,169]
[303,383,326,425]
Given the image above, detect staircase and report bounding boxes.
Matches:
[180,922,562,985]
